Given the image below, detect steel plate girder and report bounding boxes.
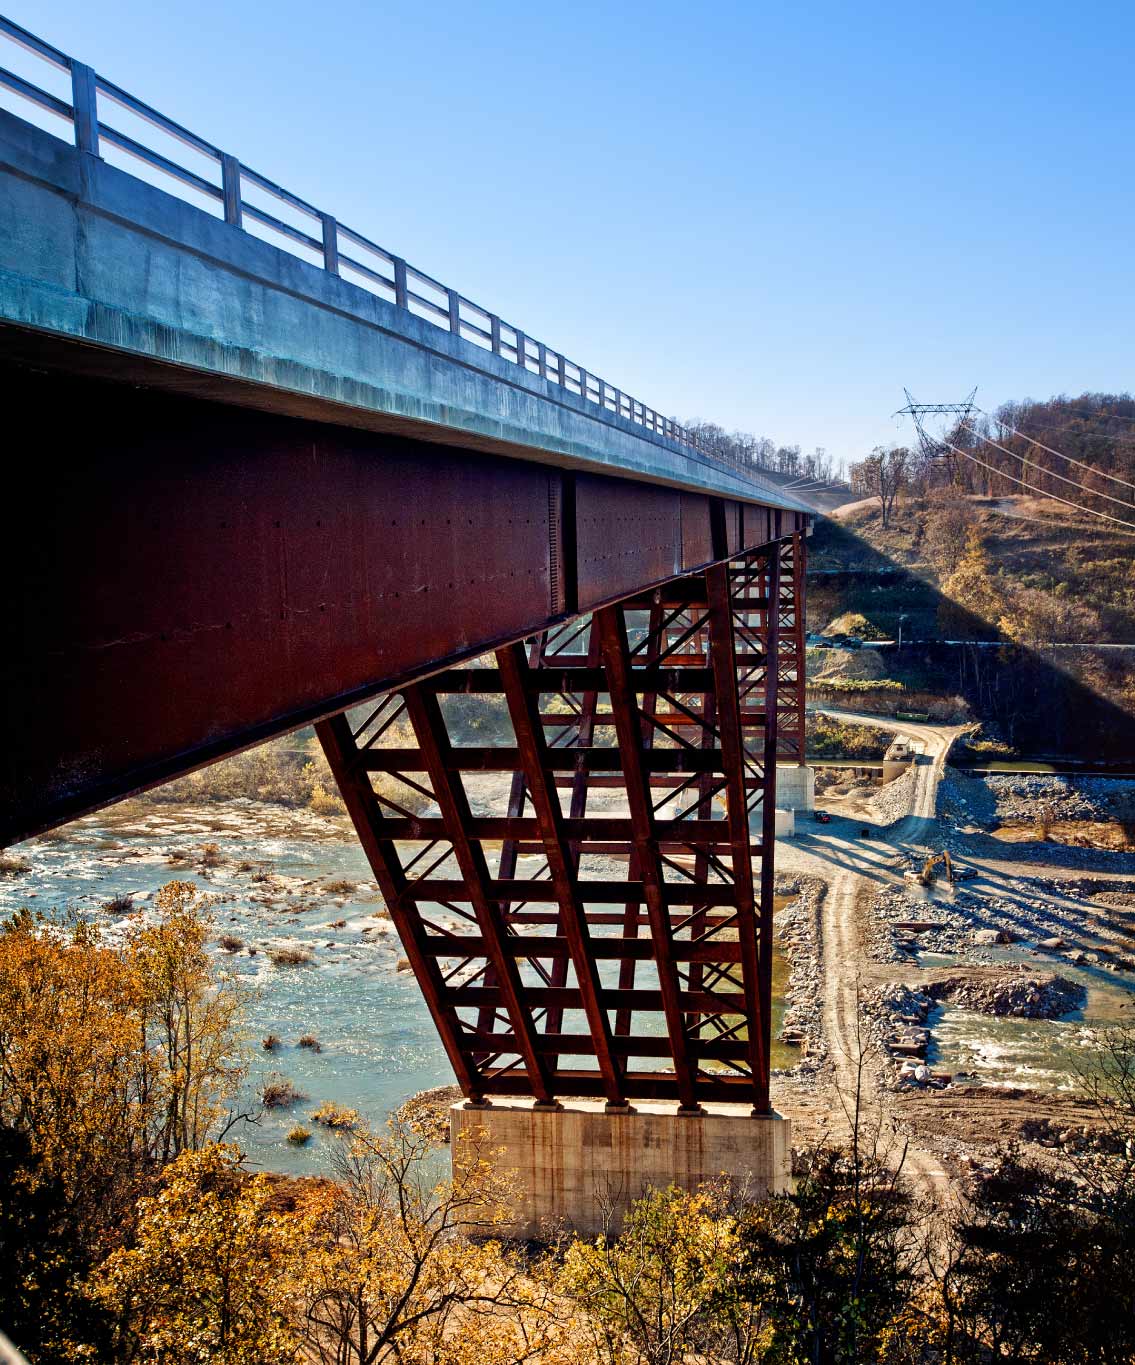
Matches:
[0,365,806,845]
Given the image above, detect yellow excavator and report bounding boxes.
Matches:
[916,850,954,886]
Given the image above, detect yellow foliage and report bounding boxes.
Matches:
[91,1143,303,1364]
[0,884,248,1241]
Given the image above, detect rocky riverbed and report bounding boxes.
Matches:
[867,878,1135,973]
[940,769,1135,829]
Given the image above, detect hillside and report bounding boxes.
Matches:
[812,493,1135,643]
[807,492,1135,759]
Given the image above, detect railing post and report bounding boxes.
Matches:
[490,315,501,355]
[220,154,242,226]
[320,214,340,275]
[393,257,408,309]
[515,328,527,369]
[578,367,588,401]
[70,61,99,156]
[537,341,547,379]
[447,288,461,336]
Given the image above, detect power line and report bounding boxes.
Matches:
[935,435,1135,533]
[975,412,1135,493]
[958,419,1135,512]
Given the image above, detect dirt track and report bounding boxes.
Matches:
[771,708,1135,1191]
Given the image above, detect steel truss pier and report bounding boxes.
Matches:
[318,533,807,1112]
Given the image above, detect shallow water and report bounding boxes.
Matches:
[3,801,799,1172]
[4,800,446,1175]
[930,974,1133,1089]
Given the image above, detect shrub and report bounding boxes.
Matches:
[310,1101,358,1130]
[262,1034,282,1051]
[0,852,31,876]
[103,892,135,914]
[323,878,356,895]
[298,1035,322,1053]
[309,781,346,816]
[218,934,243,953]
[199,842,223,868]
[286,1125,312,1146]
[267,945,314,968]
[261,1076,306,1109]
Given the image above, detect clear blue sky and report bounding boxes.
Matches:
[14,1,1135,469]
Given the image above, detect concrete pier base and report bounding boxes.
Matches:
[451,1099,792,1239]
[775,763,816,811]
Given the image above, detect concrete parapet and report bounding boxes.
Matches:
[451,1099,791,1239]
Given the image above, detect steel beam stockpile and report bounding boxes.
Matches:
[318,534,806,1112]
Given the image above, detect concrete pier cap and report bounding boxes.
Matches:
[451,1097,791,1239]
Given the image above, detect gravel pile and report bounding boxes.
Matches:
[869,764,919,827]
[938,768,998,828]
[927,973,1085,1019]
[988,775,1135,822]
[775,874,826,1075]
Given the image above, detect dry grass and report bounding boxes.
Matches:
[310,1100,358,1130]
[267,945,314,968]
[218,934,244,953]
[0,852,31,877]
[323,878,356,895]
[262,1075,307,1109]
[102,892,135,914]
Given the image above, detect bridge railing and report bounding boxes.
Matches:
[0,14,796,495]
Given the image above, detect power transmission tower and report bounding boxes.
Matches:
[895,388,978,484]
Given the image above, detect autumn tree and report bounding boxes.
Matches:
[294,1118,563,1364]
[92,1143,303,1365]
[559,1183,762,1365]
[849,446,910,528]
[130,880,250,1161]
[0,886,250,1362]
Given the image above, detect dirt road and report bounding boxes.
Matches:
[776,711,966,1189]
[775,706,1135,1189]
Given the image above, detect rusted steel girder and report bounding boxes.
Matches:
[0,365,808,846]
[317,535,805,1109]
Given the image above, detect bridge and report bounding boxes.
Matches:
[0,17,809,1227]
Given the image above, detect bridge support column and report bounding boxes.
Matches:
[318,533,804,1223]
[452,1099,791,1239]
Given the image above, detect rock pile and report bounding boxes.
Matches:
[859,982,946,1089]
[987,775,1135,823]
[775,875,826,1074]
[869,764,919,827]
[927,973,1085,1019]
[1019,1116,1130,1156]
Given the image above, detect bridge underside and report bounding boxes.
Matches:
[0,362,805,845]
[318,535,806,1111]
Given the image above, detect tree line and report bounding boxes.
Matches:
[683,422,846,485]
[848,393,1135,526]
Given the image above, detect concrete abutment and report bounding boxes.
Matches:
[451,1099,792,1238]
